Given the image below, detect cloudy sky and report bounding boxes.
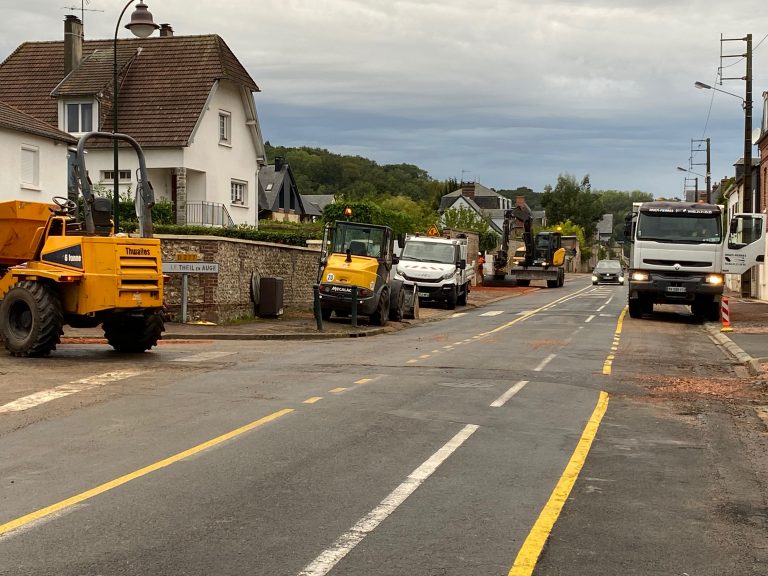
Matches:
[4,0,768,197]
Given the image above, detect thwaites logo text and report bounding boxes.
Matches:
[125,247,152,256]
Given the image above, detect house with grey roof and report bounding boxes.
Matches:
[0,15,267,228]
[0,100,76,203]
[258,157,320,222]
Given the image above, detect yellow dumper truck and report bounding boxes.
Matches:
[0,132,165,356]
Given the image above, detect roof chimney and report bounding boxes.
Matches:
[274,156,285,172]
[159,23,174,37]
[64,15,83,75]
[461,182,475,199]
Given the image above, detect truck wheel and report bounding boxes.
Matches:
[445,286,457,310]
[546,279,558,288]
[104,312,164,353]
[628,298,643,318]
[457,283,468,306]
[516,279,530,287]
[0,281,63,357]
[641,297,653,315]
[707,301,721,322]
[370,289,389,326]
[321,307,332,320]
[558,270,565,287]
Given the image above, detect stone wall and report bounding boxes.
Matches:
[158,235,319,323]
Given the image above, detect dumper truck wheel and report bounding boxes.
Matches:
[0,281,63,357]
[103,312,164,353]
[389,288,405,322]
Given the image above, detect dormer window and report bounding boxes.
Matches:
[65,101,93,133]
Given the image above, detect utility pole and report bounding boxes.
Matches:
[720,33,753,211]
[690,138,711,203]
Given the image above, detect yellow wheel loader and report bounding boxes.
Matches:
[316,220,398,326]
[0,131,165,357]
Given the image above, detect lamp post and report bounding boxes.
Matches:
[113,1,158,233]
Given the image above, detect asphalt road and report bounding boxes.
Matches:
[0,277,762,575]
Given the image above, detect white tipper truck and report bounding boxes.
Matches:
[624,201,765,320]
[393,234,473,309]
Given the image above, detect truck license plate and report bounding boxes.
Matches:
[666,286,686,293]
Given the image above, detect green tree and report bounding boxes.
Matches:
[597,190,653,241]
[541,174,604,242]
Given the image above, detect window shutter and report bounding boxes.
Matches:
[21,147,38,186]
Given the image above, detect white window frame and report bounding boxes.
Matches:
[231,179,247,206]
[219,110,231,145]
[63,100,95,134]
[100,169,132,182]
[20,145,40,190]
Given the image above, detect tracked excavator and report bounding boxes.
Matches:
[0,132,165,357]
[490,202,565,288]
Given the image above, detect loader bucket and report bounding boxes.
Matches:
[0,200,53,266]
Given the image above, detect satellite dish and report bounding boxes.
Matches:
[752,127,763,144]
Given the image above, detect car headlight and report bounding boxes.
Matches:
[591,275,598,282]
[706,274,723,285]
[619,275,625,283]
[631,271,649,281]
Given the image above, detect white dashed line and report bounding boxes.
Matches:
[479,310,504,317]
[490,381,529,407]
[533,354,557,372]
[172,351,236,362]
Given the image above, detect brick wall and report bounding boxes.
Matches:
[158,235,319,323]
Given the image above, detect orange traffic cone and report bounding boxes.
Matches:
[721,296,733,332]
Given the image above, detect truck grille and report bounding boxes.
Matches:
[643,259,711,267]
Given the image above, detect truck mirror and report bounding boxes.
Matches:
[729,219,739,234]
[458,259,466,269]
[392,255,399,265]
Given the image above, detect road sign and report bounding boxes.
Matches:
[176,253,199,262]
[427,224,440,237]
[162,261,219,274]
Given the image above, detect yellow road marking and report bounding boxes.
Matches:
[303,397,323,404]
[602,306,627,375]
[0,408,293,538]
[419,354,431,359]
[406,359,418,364]
[354,378,372,385]
[508,391,609,576]
[329,387,347,393]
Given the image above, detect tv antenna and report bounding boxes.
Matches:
[62,0,103,26]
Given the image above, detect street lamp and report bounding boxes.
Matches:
[113,1,158,233]
[694,81,746,107]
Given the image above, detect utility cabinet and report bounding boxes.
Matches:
[258,277,284,317]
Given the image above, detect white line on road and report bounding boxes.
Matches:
[585,315,595,323]
[0,371,142,414]
[450,312,467,318]
[171,351,236,362]
[596,305,606,312]
[490,380,529,407]
[479,310,504,317]
[297,424,479,576]
[533,354,557,372]
[606,296,614,305]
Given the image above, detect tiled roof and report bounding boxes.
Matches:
[0,35,259,148]
[0,100,77,143]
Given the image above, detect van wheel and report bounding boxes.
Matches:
[457,283,468,306]
[445,286,457,310]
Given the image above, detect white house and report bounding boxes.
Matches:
[0,101,76,203]
[0,16,266,228]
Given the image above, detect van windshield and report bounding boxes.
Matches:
[401,241,456,264]
[636,213,722,244]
